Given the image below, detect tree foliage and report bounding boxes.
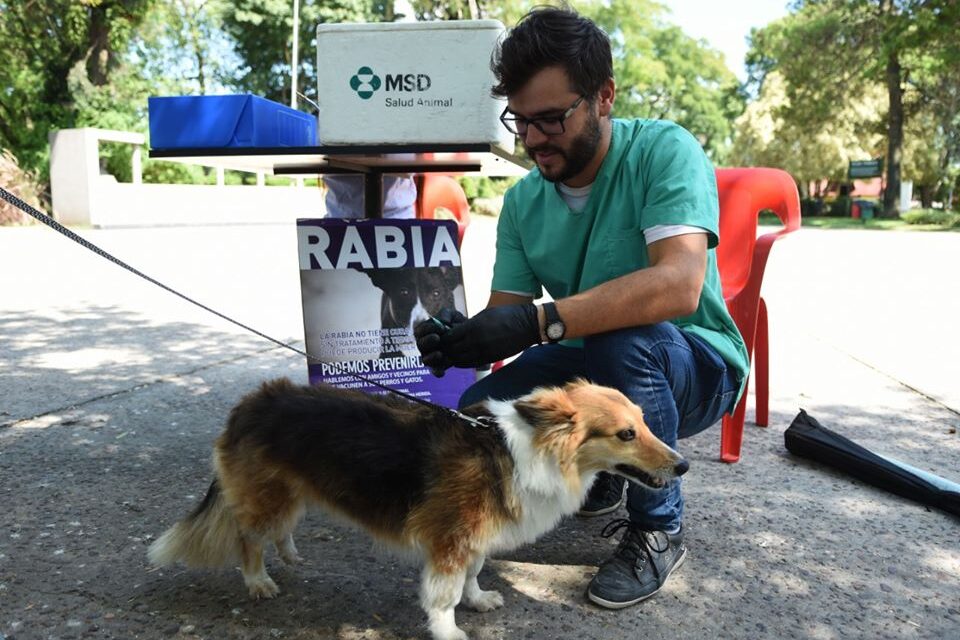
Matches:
[215,0,379,105]
[134,0,238,95]
[585,0,742,161]
[745,0,960,214]
[0,0,154,178]
[410,0,526,23]
[729,71,885,193]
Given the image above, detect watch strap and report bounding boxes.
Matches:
[542,302,565,343]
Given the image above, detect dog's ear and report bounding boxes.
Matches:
[443,266,461,288]
[365,268,413,291]
[513,387,576,429]
[515,387,586,471]
[364,268,390,290]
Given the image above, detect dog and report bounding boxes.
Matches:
[147,378,688,640]
[363,266,462,358]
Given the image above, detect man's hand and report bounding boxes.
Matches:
[414,308,466,377]
[439,303,541,369]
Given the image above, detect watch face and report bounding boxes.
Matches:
[546,322,564,340]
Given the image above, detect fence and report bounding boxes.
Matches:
[49,128,325,227]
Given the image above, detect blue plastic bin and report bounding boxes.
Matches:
[148,95,317,149]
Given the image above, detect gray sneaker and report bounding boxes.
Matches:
[577,472,626,517]
[586,519,686,609]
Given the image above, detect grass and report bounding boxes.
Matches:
[758,212,958,232]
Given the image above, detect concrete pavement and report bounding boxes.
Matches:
[1,218,958,640]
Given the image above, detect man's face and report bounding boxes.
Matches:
[505,66,605,185]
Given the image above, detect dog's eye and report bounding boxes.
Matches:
[616,429,636,442]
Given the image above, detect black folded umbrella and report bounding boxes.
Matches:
[785,409,960,518]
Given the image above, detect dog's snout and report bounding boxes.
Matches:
[674,459,690,477]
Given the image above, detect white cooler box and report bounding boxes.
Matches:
[316,20,514,152]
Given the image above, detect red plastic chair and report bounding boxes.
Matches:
[416,175,471,246]
[715,167,801,463]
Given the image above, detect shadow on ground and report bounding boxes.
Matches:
[0,306,293,428]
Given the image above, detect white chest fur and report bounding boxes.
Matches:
[486,402,592,553]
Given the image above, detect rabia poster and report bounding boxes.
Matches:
[296,218,474,408]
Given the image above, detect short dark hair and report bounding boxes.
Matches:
[490,6,613,99]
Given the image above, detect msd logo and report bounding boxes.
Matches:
[349,67,381,100]
[349,67,432,99]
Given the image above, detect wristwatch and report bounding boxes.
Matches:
[542,302,566,343]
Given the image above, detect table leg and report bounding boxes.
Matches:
[363,172,383,219]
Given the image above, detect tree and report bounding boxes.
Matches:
[410,0,527,22]
[585,0,743,161]
[901,111,944,206]
[215,0,378,105]
[907,2,960,208]
[133,0,238,95]
[69,1,240,183]
[746,0,960,216]
[0,0,154,178]
[410,0,478,20]
[729,71,885,196]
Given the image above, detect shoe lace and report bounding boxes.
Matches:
[599,519,669,570]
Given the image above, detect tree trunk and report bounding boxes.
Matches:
[882,50,904,217]
[86,5,112,86]
[189,1,208,94]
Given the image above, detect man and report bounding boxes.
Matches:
[415,7,748,609]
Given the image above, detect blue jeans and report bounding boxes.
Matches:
[459,322,739,531]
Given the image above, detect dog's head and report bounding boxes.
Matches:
[364,268,419,326]
[411,267,461,325]
[512,379,688,490]
[363,267,461,331]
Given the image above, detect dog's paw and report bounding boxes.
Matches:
[247,577,280,600]
[430,626,469,640]
[427,611,469,640]
[276,537,302,565]
[466,589,504,612]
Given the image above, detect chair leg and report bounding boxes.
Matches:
[755,297,769,427]
[720,383,749,464]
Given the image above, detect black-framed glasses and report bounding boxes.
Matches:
[499,95,586,136]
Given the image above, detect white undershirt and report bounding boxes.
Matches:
[555,181,706,245]
[556,182,593,212]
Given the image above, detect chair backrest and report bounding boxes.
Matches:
[715,167,801,301]
[416,175,471,245]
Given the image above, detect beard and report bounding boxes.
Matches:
[525,110,603,184]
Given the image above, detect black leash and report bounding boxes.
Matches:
[0,185,494,429]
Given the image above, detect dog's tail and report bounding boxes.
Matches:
[147,479,241,568]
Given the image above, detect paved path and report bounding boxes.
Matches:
[1,219,957,640]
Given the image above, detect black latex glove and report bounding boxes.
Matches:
[414,307,466,377]
[437,303,541,369]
